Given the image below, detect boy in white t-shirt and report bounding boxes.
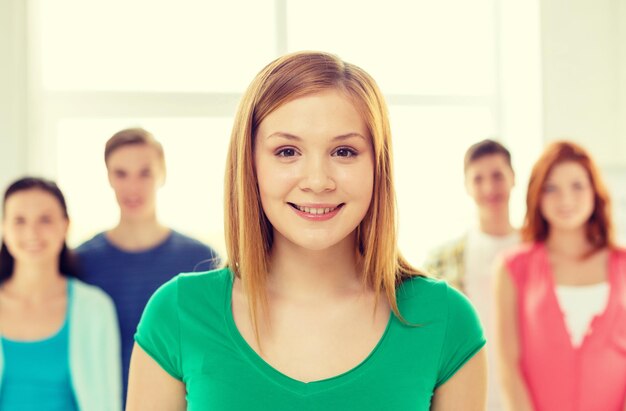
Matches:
[424,139,519,411]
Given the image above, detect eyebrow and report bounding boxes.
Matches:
[266,132,367,142]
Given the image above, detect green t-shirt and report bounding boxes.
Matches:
[135,268,485,410]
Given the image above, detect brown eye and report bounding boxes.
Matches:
[333,147,357,157]
[276,148,298,157]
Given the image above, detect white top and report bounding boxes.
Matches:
[555,282,610,346]
[464,226,520,411]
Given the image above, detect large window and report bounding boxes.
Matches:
[29,0,539,265]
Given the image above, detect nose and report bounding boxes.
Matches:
[298,156,335,193]
[23,222,41,240]
[123,176,143,194]
[483,177,499,195]
[560,188,578,206]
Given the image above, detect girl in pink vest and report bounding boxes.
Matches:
[494,141,626,411]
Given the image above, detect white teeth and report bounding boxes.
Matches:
[296,205,337,215]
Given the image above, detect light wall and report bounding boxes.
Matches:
[1,0,625,218]
[0,0,28,191]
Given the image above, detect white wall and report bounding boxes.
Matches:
[540,0,626,166]
[0,0,28,191]
[499,0,543,226]
[2,1,625,190]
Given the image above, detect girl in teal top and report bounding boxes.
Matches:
[0,280,77,411]
[128,51,487,410]
[0,177,121,411]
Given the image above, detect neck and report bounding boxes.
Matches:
[108,218,170,251]
[267,234,364,301]
[546,228,594,258]
[4,261,66,301]
[478,208,514,236]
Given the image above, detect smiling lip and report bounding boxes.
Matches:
[289,203,344,221]
[123,199,143,208]
[555,209,576,218]
[22,244,45,252]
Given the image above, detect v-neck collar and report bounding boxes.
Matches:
[223,274,394,397]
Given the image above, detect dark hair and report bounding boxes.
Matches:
[464,139,513,172]
[1,177,80,281]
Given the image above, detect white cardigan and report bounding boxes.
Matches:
[0,279,122,411]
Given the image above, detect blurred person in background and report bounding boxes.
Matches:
[495,141,626,411]
[424,139,519,411]
[76,128,220,400]
[0,177,120,411]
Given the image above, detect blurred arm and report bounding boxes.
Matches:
[494,262,534,411]
[125,344,187,411]
[431,348,487,411]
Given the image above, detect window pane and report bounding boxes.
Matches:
[390,106,496,265]
[38,0,276,92]
[287,0,496,95]
[56,117,232,256]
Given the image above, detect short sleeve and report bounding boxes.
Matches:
[435,284,486,387]
[134,276,183,380]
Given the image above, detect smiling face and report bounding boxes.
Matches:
[540,161,595,232]
[254,89,374,252]
[465,153,515,214]
[106,144,165,221]
[2,189,69,266]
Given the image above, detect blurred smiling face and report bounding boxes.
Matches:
[106,144,165,220]
[540,161,595,232]
[465,153,515,213]
[254,89,374,252]
[2,189,69,265]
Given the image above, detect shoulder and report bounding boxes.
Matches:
[148,266,232,308]
[75,232,108,255]
[395,275,484,381]
[612,246,626,261]
[135,267,232,360]
[425,235,467,263]
[397,274,447,302]
[610,247,626,277]
[501,242,542,271]
[397,275,480,323]
[70,279,117,326]
[169,230,210,248]
[176,266,232,295]
[72,278,114,305]
[422,235,467,288]
[168,231,219,256]
[396,275,469,322]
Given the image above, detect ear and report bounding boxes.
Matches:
[464,175,472,195]
[107,167,115,188]
[159,171,166,187]
[63,218,70,237]
[157,169,166,188]
[156,159,167,188]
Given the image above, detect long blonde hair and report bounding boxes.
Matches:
[224,51,422,335]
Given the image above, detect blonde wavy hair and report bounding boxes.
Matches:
[224,51,423,334]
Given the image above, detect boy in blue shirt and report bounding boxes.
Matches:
[76,128,220,400]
